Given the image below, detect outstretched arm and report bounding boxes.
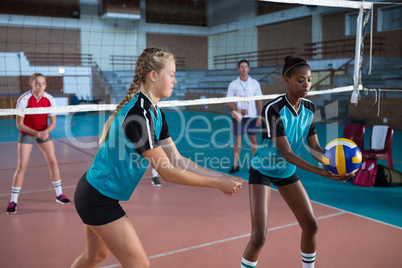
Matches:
[142,140,243,196]
[273,135,351,181]
[307,134,324,164]
[307,134,355,181]
[159,137,231,178]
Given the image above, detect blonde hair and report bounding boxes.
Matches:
[30,73,46,84]
[99,48,174,144]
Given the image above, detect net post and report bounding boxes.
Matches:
[351,2,372,105]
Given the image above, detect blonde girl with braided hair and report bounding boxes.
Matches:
[72,48,244,268]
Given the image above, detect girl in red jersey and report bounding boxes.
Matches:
[6,73,70,214]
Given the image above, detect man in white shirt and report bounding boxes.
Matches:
[226,59,263,174]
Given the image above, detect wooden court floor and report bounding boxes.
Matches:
[1,136,401,268]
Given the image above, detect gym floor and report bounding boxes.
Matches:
[0,111,401,267]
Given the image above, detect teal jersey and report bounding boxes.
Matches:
[87,92,170,201]
[252,94,316,178]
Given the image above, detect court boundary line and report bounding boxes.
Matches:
[0,160,93,171]
[2,133,401,229]
[271,187,402,230]
[0,185,77,197]
[100,211,347,268]
[0,176,152,197]
[308,195,402,230]
[1,118,401,267]
[57,138,96,157]
[1,172,401,230]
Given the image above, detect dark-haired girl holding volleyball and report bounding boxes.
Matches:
[240,56,354,268]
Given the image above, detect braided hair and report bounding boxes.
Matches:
[282,56,309,78]
[99,48,174,144]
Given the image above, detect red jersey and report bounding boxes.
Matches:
[16,91,57,136]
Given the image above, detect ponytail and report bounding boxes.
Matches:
[282,56,309,78]
[99,48,174,144]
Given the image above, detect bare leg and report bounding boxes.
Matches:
[277,181,318,253]
[233,135,242,167]
[73,215,149,268]
[243,184,271,262]
[72,225,110,268]
[249,134,258,156]
[12,143,33,188]
[38,140,61,182]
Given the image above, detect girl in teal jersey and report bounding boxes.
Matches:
[72,48,244,268]
[240,56,354,268]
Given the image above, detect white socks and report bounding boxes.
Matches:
[52,180,63,196]
[241,252,315,267]
[241,257,258,268]
[11,180,64,203]
[10,186,21,203]
[301,251,316,268]
[151,168,159,178]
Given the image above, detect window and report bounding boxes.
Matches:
[378,5,402,32]
[345,12,371,36]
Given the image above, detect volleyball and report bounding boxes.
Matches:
[322,138,362,175]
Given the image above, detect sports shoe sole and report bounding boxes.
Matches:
[6,209,17,215]
[55,199,71,205]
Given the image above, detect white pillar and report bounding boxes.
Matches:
[312,13,323,59]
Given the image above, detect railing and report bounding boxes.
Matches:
[258,66,282,84]
[213,37,385,69]
[175,57,186,69]
[92,62,115,103]
[23,53,114,103]
[24,52,93,66]
[18,52,115,103]
[310,57,355,90]
[186,87,227,94]
[373,88,402,98]
[110,55,187,69]
[304,36,385,59]
[110,55,136,68]
[214,47,296,69]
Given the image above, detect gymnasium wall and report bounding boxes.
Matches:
[0,26,81,61]
[208,27,258,70]
[147,33,208,70]
[371,5,402,58]
[257,17,312,61]
[322,7,402,58]
[81,27,140,71]
[349,95,402,130]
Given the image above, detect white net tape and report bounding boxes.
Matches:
[0,86,354,116]
[261,0,372,9]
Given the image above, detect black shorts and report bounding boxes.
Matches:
[74,173,126,226]
[249,167,299,187]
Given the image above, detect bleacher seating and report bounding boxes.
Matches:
[103,57,401,120]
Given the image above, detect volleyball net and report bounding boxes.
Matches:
[2,0,402,177]
[0,0,389,123]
